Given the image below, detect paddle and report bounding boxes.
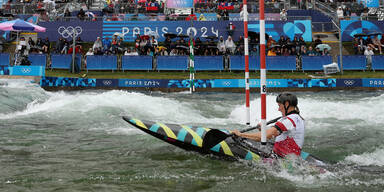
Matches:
[202,116,281,150]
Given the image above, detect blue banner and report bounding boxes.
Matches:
[96,79,119,87]
[119,79,170,87]
[357,0,379,7]
[167,79,213,88]
[362,78,384,87]
[102,20,312,42]
[9,66,45,76]
[287,79,336,88]
[0,66,10,75]
[336,79,363,87]
[167,0,193,8]
[38,21,103,42]
[341,20,383,41]
[248,20,312,42]
[40,77,97,87]
[212,79,288,88]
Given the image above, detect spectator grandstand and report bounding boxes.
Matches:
[0,0,383,73]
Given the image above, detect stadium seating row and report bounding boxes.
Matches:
[1,53,383,71]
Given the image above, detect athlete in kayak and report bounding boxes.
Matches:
[232,93,304,158]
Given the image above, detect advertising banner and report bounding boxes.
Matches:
[102,20,312,42]
[340,20,384,41]
[38,21,103,42]
[362,78,384,87]
[119,79,170,87]
[9,66,45,76]
[248,20,312,42]
[96,79,119,87]
[357,0,379,8]
[336,79,363,87]
[40,77,97,87]
[211,79,288,88]
[287,79,336,88]
[166,0,194,8]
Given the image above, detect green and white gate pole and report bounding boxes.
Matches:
[189,37,195,93]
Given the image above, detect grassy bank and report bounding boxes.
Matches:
[45,70,384,79]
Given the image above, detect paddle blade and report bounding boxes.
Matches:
[202,129,231,150]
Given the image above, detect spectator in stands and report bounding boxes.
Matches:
[227,22,236,36]
[250,47,259,56]
[198,14,207,21]
[267,36,277,49]
[322,48,330,56]
[131,48,140,56]
[292,36,300,52]
[117,38,124,54]
[280,9,287,21]
[300,45,307,56]
[225,36,236,55]
[111,35,118,53]
[55,38,64,54]
[364,46,374,69]
[77,8,86,20]
[102,37,112,53]
[353,37,363,55]
[163,35,172,50]
[68,44,83,54]
[267,47,277,56]
[0,38,3,53]
[169,48,178,56]
[28,37,36,53]
[281,47,290,56]
[194,37,203,55]
[42,37,50,53]
[150,36,158,48]
[92,37,103,51]
[372,35,382,54]
[278,35,286,47]
[290,46,297,56]
[36,38,44,54]
[307,46,316,56]
[86,48,94,56]
[217,36,226,55]
[337,7,344,21]
[313,36,322,48]
[298,37,306,48]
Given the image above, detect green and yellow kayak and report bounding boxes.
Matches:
[122,116,326,166]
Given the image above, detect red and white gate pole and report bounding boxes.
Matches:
[259,0,267,145]
[243,0,250,126]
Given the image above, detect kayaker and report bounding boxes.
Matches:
[232,93,305,158]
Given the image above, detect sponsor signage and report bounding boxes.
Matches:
[166,0,194,8]
[357,0,379,8]
[336,79,363,87]
[362,78,384,87]
[38,21,103,42]
[119,79,169,87]
[9,66,45,76]
[211,79,287,88]
[341,20,384,41]
[96,79,119,87]
[102,20,312,42]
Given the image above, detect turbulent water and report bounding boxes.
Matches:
[1,79,384,192]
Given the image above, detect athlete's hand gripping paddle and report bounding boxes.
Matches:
[202,117,281,150]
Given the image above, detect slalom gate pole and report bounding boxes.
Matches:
[260,0,267,145]
[243,0,250,126]
[189,35,195,93]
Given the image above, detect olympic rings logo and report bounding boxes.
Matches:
[344,80,355,86]
[21,68,31,73]
[223,81,231,86]
[58,26,83,38]
[102,80,112,86]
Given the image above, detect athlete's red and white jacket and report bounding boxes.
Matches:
[273,113,305,157]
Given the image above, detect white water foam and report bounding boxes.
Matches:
[229,93,384,127]
[344,147,384,166]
